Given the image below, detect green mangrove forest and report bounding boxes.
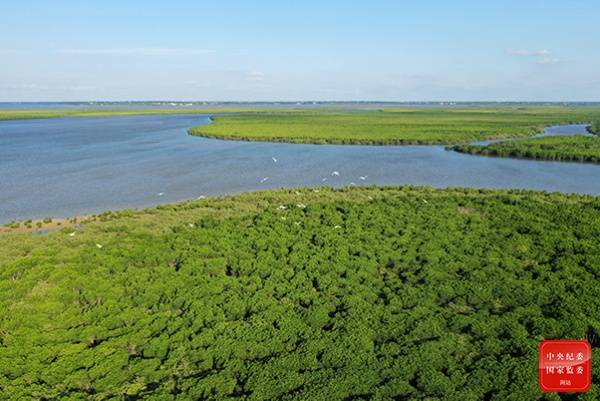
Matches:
[452,135,600,164]
[452,121,600,164]
[188,107,600,145]
[4,106,600,148]
[1,187,599,400]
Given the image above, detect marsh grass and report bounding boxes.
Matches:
[0,108,265,121]
[453,125,600,163]
[189,107,600,144]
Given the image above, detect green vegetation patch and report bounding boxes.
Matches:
[189,107,600,145]
[0,108,258,121]
[452,133,600,164]
[1,186,600,400]
[4,106,600,146]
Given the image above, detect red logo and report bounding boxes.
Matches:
[539,340,591,392]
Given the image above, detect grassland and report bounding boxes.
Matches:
[188,107,600,145]
[451,120,600,164]
[4,106,600,146]
[1,186,600,400]
[452,135,600,164]
[0,108,247,121]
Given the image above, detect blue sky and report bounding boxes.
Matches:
[1,0,598,101]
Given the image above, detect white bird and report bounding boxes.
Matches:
[272,157,278,163]
[188,223,195,227]
[197,195,206,200]
[296,203,306,209]
[95,243,103,249]
[350,182,356,186]
[278,205,287,210]
[423,199,428,204]
[295,191,301,195]
[334,225,341,229]
[260,177,269,183]
[68,232,76,237]
[359,176,368,181]
[294,221,302,226]
[331,171,340,176]
[322,178,328,182]
[368,196,374,201]
[157,192,165,197]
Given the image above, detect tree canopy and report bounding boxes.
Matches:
[1,187,599,400]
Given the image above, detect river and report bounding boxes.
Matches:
[0,114,598,223]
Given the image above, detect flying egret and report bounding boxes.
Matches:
[359,176,368,181]
[272,157,278,163]
[260,177,269,183]
[157,192,165,197]
[96,243,103,249]
[332,171,340,176]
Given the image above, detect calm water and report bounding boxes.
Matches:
[1,115,599,223]
[473,123,593,146]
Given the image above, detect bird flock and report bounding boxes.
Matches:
[151,156,371,201]
[258,157,370,187]
[86,155,373,249]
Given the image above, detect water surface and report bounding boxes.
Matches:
[473,123,592,146]
[1,115,599,223]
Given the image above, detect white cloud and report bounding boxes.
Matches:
[67,85,98,91]
[508,49,560,65]
[508,49,551,57]
[57,48,215,56]
[249,71,265,81]
[0,83,40,90]
[0,83,100,92]
[536,57,560,65]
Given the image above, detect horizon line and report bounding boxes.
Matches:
[2,100,600,104]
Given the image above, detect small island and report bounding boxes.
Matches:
[187,107,600,145]
[451,130,600,164]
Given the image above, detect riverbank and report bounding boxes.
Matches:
[3,114,600,224]
[1,185,599,400]
[452,122,600,164]
[188,107,600,145]
[4,106,600,145]
[0,107,263,121]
